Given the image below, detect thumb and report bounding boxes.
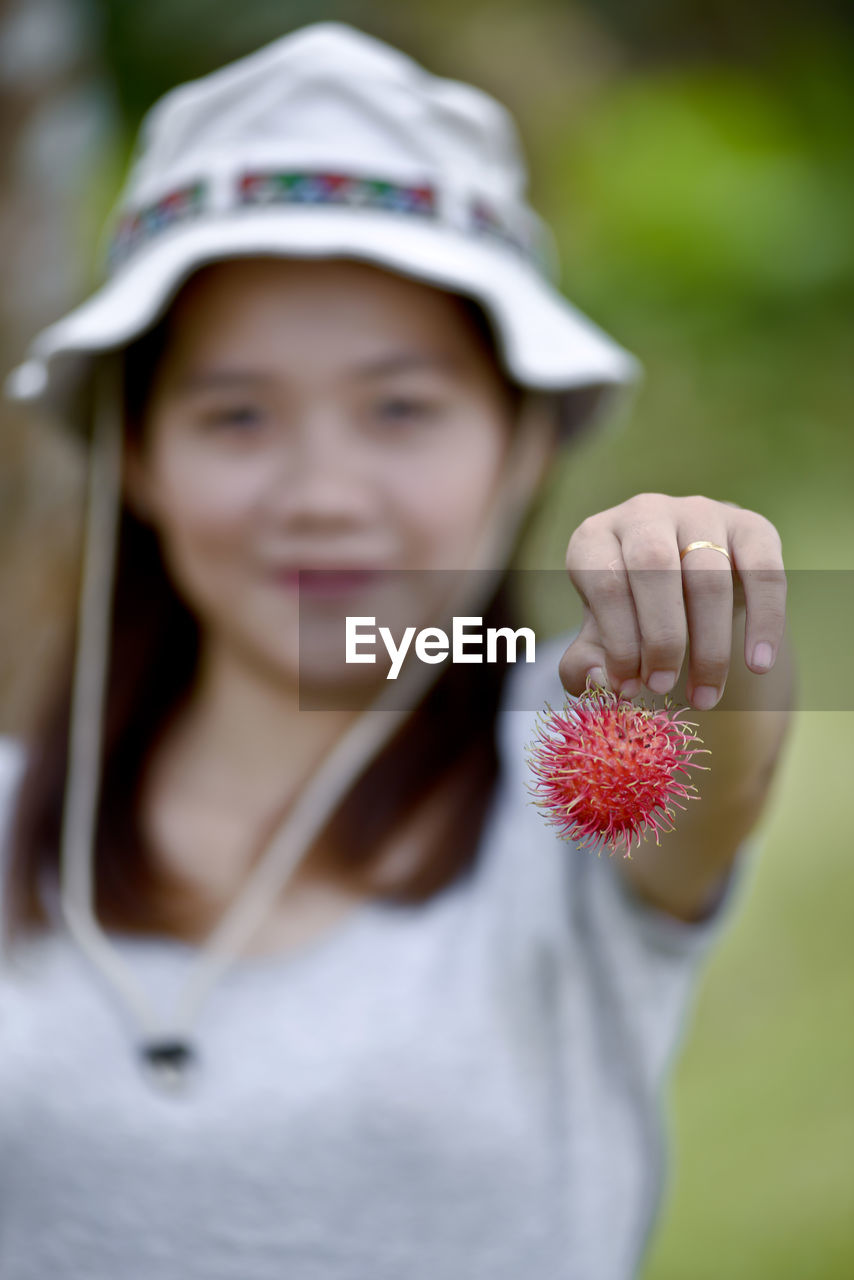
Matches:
[557,613,611,698]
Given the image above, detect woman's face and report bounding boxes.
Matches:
[124,257,538,692]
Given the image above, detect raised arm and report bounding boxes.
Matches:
[557,492,796,922]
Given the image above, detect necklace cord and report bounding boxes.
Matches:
[58,365,555,1046]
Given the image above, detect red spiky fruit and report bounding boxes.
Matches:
[527,677,710,858]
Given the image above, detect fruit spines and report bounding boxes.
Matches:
[526,679,711,859]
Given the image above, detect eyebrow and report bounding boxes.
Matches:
[173,370,274,394]
[173,351,462,394]
[348,351,462,380]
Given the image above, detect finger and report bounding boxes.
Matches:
[618,525,687,694]
[728,519,787,672]
[677,536,734,709]
[567,527,641,697]
[557,609,612,695]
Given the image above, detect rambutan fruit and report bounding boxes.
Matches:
[527,676,710,858]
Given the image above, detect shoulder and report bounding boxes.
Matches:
[472,627,579,927]
[494,627,575,778]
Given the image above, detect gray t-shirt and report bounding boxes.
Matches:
[0,635,760,1279]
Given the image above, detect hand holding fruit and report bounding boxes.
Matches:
[557,493,786,711]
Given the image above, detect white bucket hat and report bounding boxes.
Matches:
[4,19,641,438]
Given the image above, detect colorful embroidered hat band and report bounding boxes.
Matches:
[106,171,550,277]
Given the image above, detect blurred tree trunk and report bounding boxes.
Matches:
[0,0,115,736]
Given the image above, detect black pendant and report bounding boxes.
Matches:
[139,1038,197,1093]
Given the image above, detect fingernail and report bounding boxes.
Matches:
[751,642,774,670]
[648,670,677,694]
[618,678,642,699]
[585,667,610,690]
[692,685,719,710]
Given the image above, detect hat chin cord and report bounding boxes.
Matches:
[59,357,556,1091]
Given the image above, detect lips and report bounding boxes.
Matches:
[273,567,389,596]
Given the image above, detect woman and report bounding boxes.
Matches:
[0,22,795,1280]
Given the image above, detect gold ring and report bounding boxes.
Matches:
[679,540,732,564]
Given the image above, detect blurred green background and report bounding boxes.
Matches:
[1,0,852,1274]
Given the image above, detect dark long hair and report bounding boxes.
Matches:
[2,288,552,953]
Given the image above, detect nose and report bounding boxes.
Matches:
[262,416,374,531]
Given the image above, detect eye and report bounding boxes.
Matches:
[201,404,266,431]
[374,397,439,424]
